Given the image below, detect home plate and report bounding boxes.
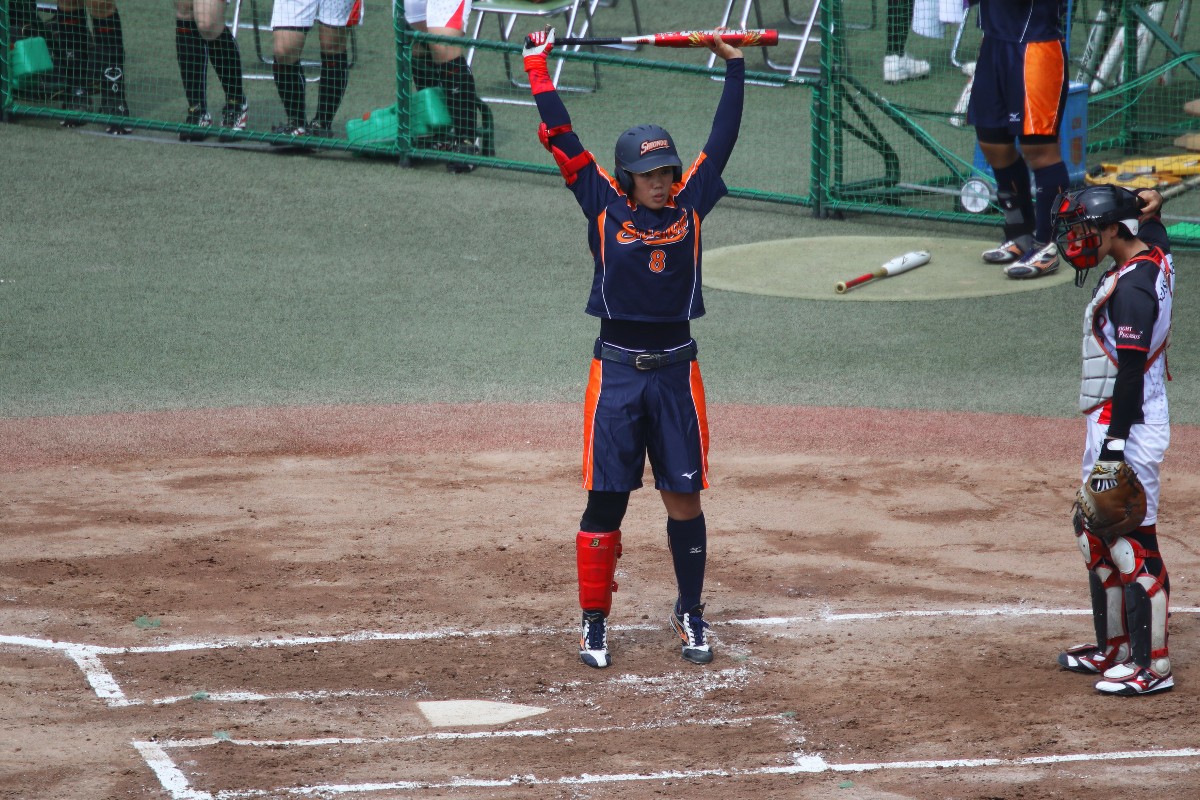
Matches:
[417,700,549,727]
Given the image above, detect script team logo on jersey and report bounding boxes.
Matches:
[615,214,690,247]
[640,139,671,156]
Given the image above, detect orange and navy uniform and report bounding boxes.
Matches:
[532,58,745,493]
[968,0,1067,138]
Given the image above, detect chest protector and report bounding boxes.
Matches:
[1080,249,1173,414]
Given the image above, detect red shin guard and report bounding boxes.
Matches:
[577,530,621,615]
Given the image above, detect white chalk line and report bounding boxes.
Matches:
[132,736,1200,800]
[6,606,1200,708]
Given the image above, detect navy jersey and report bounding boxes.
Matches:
[534,59,745,322]
[975,0,1065,43]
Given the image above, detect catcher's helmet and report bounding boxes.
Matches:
[614,124,683,193]
[1052,185,1143,281]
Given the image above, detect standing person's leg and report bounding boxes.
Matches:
[175,0,214,139]
[53,0,93,121]
[426,1,494,167]
[86,0,130,133]
[660,491,712,664]
[271,0,313,133]
[312,22,352,135]
[576,354,645,669]
[1003,39,1070,279]
[883,0,929,83]
[648,355,713,665]
[193,0,248,132]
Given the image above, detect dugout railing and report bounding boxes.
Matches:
[3,1,1200,245]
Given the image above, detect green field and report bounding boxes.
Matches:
[2,116,1196,423]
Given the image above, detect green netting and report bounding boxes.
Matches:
[3,1,1200,244]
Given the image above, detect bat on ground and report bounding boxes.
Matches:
[836,251,931,294]
[949,62,975,127]
[557,29,779,48]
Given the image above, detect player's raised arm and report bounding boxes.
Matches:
[702,36,745,174]
[523,26,593,187]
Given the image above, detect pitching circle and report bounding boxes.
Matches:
[703,235,1075,301]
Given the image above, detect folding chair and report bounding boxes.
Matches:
[231,0,358,82]
[706,0,822,81]
[572,0,644,52]
[465,0,600,102]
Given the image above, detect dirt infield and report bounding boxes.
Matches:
[3,404,1200,799]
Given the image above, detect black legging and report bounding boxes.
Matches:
[886,0,915,56]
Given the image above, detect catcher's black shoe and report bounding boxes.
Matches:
[671,602,713,664]
[579,611,610,669]
[1095,663,1174,696]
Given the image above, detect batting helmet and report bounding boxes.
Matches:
[1053,185,1143,281]
[614,124,683,193]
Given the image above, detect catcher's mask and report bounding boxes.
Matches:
[1052,185,1143,286]
[614,124,683,193]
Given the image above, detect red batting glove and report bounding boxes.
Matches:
[523,26,556,95]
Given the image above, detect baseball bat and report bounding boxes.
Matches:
[557,29,779,48]
[949,62,975,127]
[835,250,931,294]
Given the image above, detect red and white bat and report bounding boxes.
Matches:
[558,29,778,48]
[835,251,931,294]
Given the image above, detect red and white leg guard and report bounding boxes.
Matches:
[577,530,621,615]
[1110,532,1171,676]
[1073,518,1129,668]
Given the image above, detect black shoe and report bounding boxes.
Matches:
[445,139,480,173]
[180,106,213,142]
[99,68,132,135]
[217,101,249,142]
[670,602,714,664]
[579,611,611,669]
[270,122,313,152]
[307,119,335,139]
[60,87,89,127]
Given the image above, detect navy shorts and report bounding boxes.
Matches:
[969,36,1067,139]
[582,341,710,493]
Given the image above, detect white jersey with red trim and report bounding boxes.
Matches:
[1080,247,1173,421]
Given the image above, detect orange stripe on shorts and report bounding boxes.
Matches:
[690,361,710,489]
[1023,41,1065,137]
[582,358,604,490]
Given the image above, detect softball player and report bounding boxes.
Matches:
[403,1,495,171]
[174,0,248,142]
[270,0,363,137]
[1053,185,1175,696]
[522,27,744,669]
[968,0,1071,278]
[52,0,131,134]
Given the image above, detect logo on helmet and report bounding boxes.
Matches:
[639,139,671,156]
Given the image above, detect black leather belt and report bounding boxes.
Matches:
[595,340,697,370]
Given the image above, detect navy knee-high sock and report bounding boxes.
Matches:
[991,157,1035,243]
[175,19,208,111]
[1033,161,1071,244]
[668,514,707,613]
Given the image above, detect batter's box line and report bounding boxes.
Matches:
[4,605,1200,707]
[131,726,1200,800]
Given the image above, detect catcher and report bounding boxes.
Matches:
[1053,184,1175,696]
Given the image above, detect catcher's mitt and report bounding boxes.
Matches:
[1075,459,1147,539]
